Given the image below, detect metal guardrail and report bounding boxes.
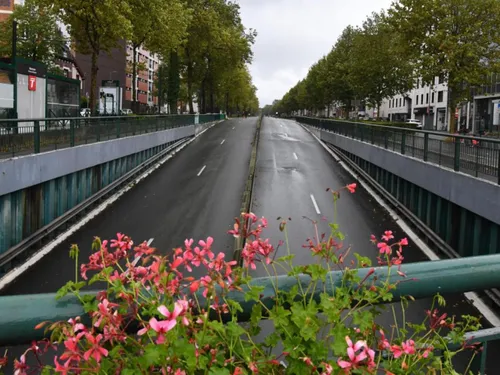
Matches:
[0,114,222,159]
[0,254,500,373]
[0,137,191,274]
[297,116,500,184]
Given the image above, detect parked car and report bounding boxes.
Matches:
[80,108,91,117]
[405,119,423,129]
[120,109,133,115]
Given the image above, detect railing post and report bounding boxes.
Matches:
[454,137,460,172]
[70,120,75,147]
[116,118,121,139]
[384,130,389,149]
[96,117,101,142]
[34,120,40,154]
[423,133,429,162]
[401,131,406,155]
[497,148,500,185]
[371,127,374,144]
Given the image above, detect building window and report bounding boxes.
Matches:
[438,74,444,85]
[389,100,391,108]
[438,91,444,102]
[416,95,419,105]
[432,92,435,103]
[420,94,423,104]
[403,98,406,106]
[426,93,429,104]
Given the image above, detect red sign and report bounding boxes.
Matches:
[28,75,37,91]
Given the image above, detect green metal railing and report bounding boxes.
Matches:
[0,114,224,159]
[0,254,500,373]
[297,116,500,184]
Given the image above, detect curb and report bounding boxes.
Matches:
[233,115,263,264]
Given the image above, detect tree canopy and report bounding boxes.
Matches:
[0,0,65,72]
[272,0,500,132]
[24,0,258,114]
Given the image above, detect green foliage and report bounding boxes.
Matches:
[388,0,500,132]
[0,0,65,65]
[273,0,500,131]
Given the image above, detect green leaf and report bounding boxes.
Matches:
[226,321,246,339]
[209,368,231,375]
[269,305,291,327]
[143,343,166,366]
[331,324,349,356]
[244,285,265,302]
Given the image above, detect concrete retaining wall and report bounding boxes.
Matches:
[0,125,195,196]
[321,131,500,226]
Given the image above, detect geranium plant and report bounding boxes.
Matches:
[0,183,482,375]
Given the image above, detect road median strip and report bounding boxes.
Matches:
[233,115,263,264]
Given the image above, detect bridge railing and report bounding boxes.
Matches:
[297,116,500,184]
[0,114,223,160]
[1,254,500,373]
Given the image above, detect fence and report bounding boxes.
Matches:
[0,114,224,159]
[297,117,500,184]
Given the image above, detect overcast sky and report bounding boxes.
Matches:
[236,0,394,107]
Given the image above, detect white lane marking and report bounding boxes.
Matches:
[0,121,225,291]
[310,194,321,215]
[197,165,206,176]
[220,139,225,145]
[301,121,500,327]
[293,152,298,160]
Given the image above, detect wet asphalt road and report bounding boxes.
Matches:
[251,117,500,373]
[1,117,257,296]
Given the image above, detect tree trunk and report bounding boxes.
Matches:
[167,51,180,114]
[132,44,138,113]
[90,51,99,115]
[377,102,381,121]
[448,87,458,134]
[186,58,194,114]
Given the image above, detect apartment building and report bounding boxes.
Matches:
[125,45,159,108]
[0,0,15,23]
[76,41,160,113]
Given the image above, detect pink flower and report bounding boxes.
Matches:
[337,336,368,370]
[148,304,182,344]
[391,340,415,359]
[83,333,108,363]
[54,357,72,375]
[370,234,377,244]
[381,230,394,241]
[301,357,313,366]
[320,362,333,375]
[400,238,409,246]
[377,242,391,255]
[228,222,240,238]
[14,354,28,375]
[346,183,357,193]
[199,237,215,260]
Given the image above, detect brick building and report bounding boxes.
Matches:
[75,42,160,113]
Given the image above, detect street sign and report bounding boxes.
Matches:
[28,75,36,91]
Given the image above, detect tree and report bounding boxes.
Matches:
[127,0,190,112]
[181,0,255,114]
[349,12,414,119]
[48,0,132,114]
[167,51,181,114]
[0,0,65,68]
[153,63,169,112]
[388,0,500,132]
[324,26,358,115]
